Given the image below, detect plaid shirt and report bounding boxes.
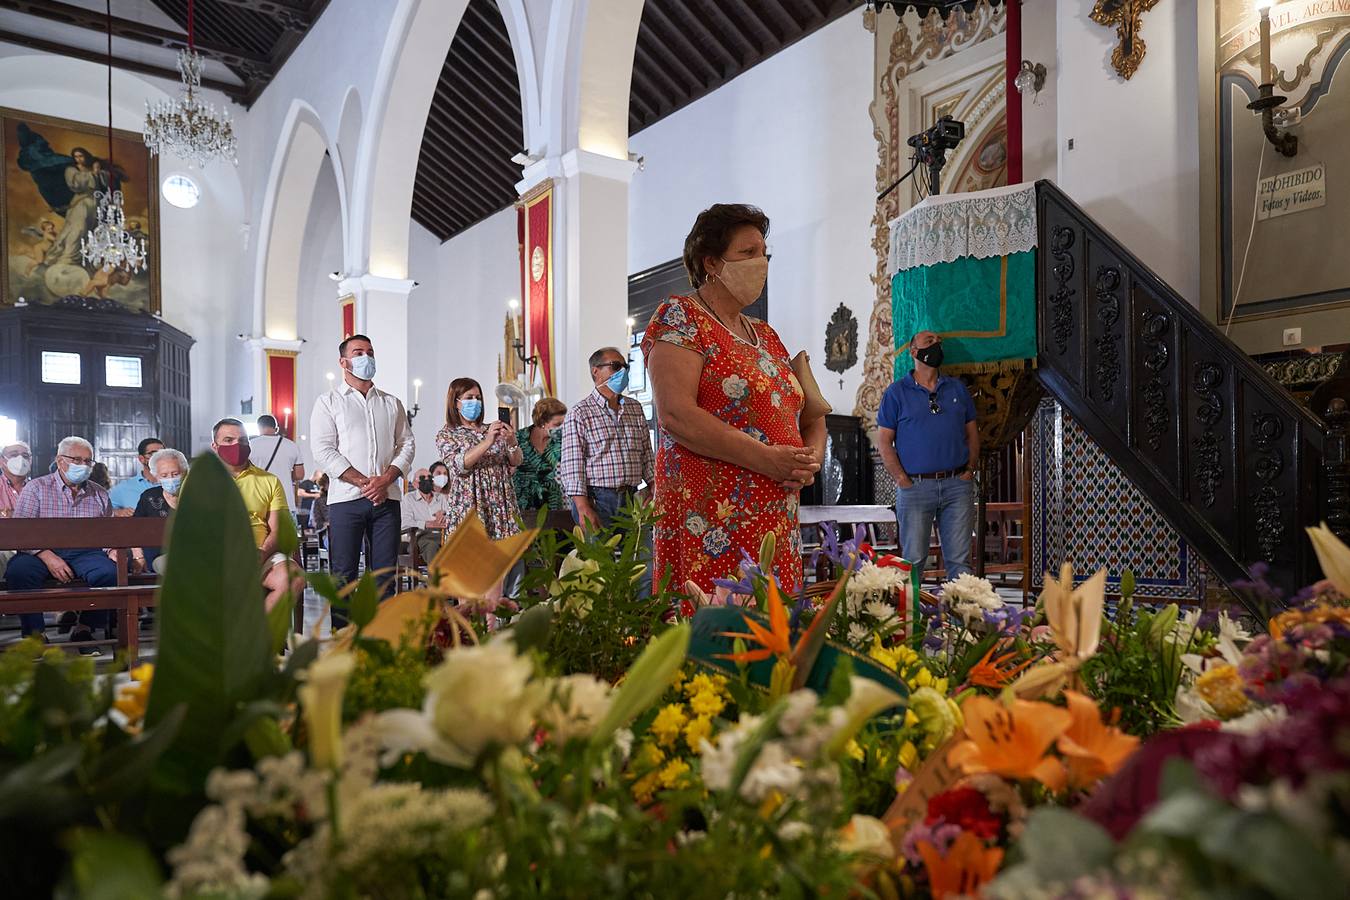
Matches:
[14,471,112,520]
[559,389,654,497]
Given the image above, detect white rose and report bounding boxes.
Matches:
[540,674,614,745]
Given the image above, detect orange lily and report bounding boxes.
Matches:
[917,830,1004,899]
[947,695,1070,792]
[1056,690,1139,789]
[966,642,1033,689]
[718,579,791,663]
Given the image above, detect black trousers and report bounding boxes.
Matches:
[327,497,401,625]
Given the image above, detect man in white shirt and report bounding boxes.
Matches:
[250,414,304,513]
[310,334,415,616]
[400,464,452,564]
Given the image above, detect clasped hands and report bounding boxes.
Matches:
[764,444,821,492]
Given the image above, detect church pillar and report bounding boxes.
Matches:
[519,149,638,405]
[336,273,416,407]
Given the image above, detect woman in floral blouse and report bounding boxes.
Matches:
[642,204,824,594]
[434,377,524,543]
[513,397,567,514]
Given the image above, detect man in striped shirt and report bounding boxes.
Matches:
[4,435,116,643]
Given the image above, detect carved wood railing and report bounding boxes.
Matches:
[1035,181,1333,598]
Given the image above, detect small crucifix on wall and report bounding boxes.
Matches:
[1090,0,1161,81]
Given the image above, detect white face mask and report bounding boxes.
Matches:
[432,473,449,489]
[715,256,768,307]
[5,455,30,477]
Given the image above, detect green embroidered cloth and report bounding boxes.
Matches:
[891,250,1036,378]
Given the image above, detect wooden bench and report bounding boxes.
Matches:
[0,517,165,657]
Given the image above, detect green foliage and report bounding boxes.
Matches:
[517,500,673,681]
[144,452,274,801]
[1082,600,1191,735]
[343,635,432,721]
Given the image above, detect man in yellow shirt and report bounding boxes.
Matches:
[212,418,306,611]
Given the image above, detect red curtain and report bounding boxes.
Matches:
[266,352,297,438]
[523,187,555,396]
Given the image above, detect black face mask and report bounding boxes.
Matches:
[914,343,944,369]
[417,477,434,494]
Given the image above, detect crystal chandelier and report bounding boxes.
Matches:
[143,0,237,167]
[84,0,149,275]
[144,49,238,166]
[82,190,148,273]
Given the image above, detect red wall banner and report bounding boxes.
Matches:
[340,296,355,340]
[521,186,555,396]
[266,351,297,438]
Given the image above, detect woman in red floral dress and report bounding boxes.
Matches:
[642,204,825,595]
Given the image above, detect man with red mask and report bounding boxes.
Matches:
[212,418,304,611]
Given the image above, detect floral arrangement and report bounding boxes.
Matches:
[5,454,1350,899]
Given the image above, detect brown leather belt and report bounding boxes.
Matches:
[909,466,968,481]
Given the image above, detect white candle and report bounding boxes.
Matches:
[1258,4,1273,84]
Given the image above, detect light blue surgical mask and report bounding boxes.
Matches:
[348,355,376,381]
[460,398,483,421]
[606,367,629,395]
[65,463,91,485]
[160,475,182,495]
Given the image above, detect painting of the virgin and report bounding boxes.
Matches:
[1,107,160,314]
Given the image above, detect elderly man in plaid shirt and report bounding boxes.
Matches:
[560,346,655,531]
[4,435,116,645]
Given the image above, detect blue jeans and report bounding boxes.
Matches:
[328,498,401,625]
[570,487,653,598]
[4,549,116,636]
[896,476,975,581]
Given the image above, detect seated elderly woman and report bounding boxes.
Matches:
[131,448,187,575]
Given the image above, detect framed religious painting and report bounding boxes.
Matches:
[0,106,161,314]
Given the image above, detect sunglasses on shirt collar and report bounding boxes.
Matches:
[928,392,941,415]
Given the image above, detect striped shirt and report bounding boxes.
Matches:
[14,471,112,520]
[559,389,654,497]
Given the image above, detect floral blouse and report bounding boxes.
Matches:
[435,424,522,541]
[512,426,564,511]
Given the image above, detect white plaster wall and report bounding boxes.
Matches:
[406,209,520,469]
[1020,0,1058,183]
[294,157,344,473]
[1054,0,1200,303]
[626,12,875,413]
[0,46,251,453]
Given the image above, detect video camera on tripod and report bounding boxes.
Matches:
[906,115,965,196]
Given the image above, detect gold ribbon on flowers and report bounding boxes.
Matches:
[1010,563,1106,700]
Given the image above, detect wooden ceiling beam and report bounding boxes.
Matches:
[445,40,523,115]
[0,0,274,76]
[205,0,316,32]
[637,36,710,95]
[632,41,693,105]
[695,0,764,59]
[652,1,746,71]
[727,0,783,46]
[459,3,520,76]
[762,0,805,35]
[0,28,249,101]
[432,80,524,158]
[411,179,475,228]
[415,131,516,210]
[412,165,488,213]
[641,4,727,81]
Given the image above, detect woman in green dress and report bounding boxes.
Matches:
[513,397,567,515]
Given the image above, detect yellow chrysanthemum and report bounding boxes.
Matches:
[869,638,920,674]
[633,740,665,771]
[898,740,919,771]
[113,663,155,728]
[1196,664,1250,719]
[689,689,726,719]
[658,758,692,789]
[684,673,720,699]
[651,704,688,748]
[684,715,713,752]
[844,739,864,762]
[632,770,661,804]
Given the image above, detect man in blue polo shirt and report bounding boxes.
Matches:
[875,331,980,580]
[108,436,163,516]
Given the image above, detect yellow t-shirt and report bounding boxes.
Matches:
[233,464,288,548]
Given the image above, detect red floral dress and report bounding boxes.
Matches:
[641,295,805,594]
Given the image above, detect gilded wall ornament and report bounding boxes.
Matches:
[1089,0,1161,81]
[824,303,858,377]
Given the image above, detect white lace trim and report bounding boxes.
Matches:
[887,182,1038,274]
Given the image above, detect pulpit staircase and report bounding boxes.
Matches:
[1032,181,1350,601]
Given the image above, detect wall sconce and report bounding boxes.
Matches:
[407,378,422,425]
[1015,60,1046,96]
[1247,0,1298,157]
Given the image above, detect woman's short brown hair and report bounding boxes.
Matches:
[445,377,484,427]
[532,397,567,428]
[682,203,770,289]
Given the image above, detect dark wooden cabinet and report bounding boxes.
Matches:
[0,302,193,479]
[801,414,874,507]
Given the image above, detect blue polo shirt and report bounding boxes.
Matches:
[877,373,976,475]
[109,472,155,510]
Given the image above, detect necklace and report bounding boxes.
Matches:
[694,288,758,347]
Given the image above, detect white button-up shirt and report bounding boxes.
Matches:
[310,381,416,505]
[400,490,452,530]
